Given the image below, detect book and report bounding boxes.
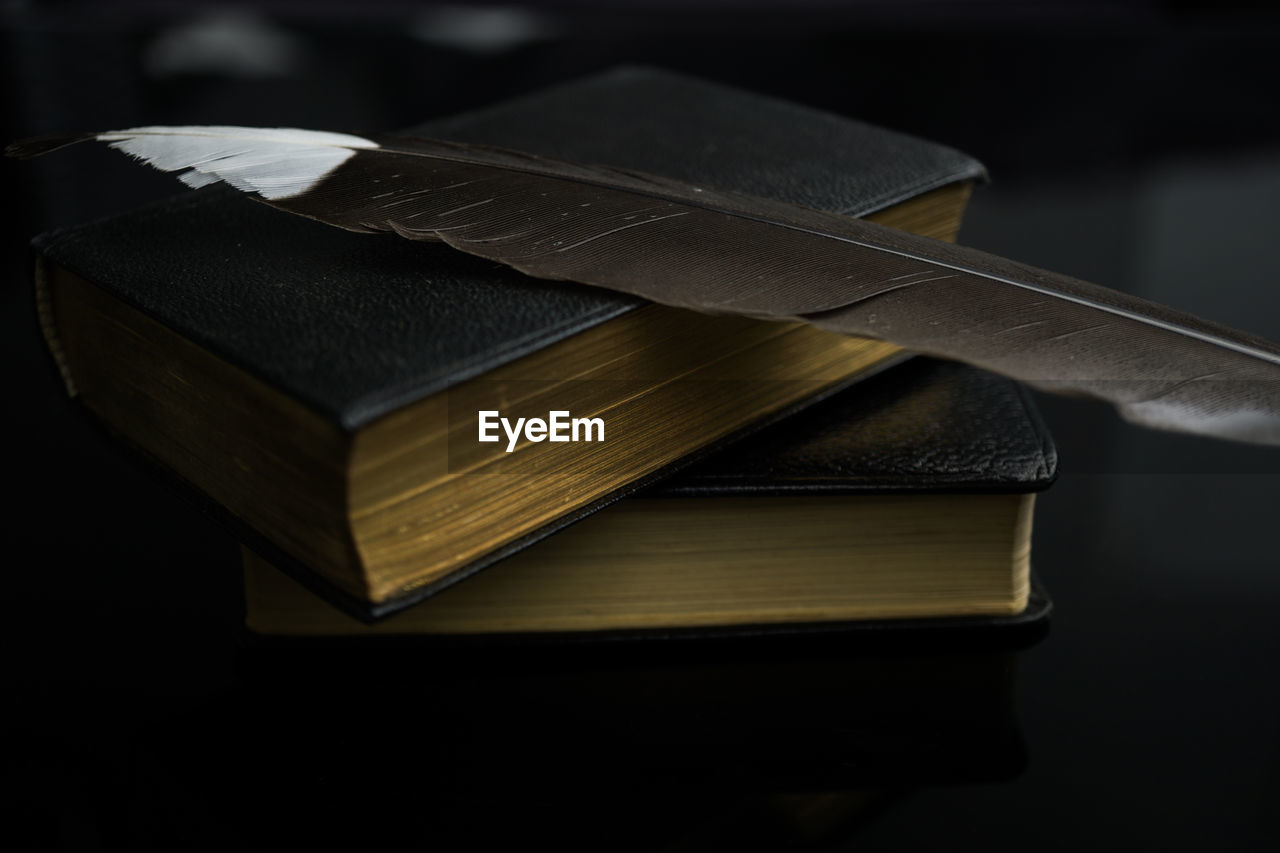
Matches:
[30,66,985,619]
[244,358,1057,637]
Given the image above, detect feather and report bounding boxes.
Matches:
[10,126,1280,445]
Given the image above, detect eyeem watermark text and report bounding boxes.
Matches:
[478,410,605,453]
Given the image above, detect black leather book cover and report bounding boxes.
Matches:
[30,66,986,430]
[662,356,1057,498]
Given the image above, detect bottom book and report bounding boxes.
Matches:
[243,359,1058,638]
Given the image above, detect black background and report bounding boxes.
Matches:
[4,1,1278,850]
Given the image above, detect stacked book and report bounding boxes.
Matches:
[32,67,1055,642]
[30,67,1058,841]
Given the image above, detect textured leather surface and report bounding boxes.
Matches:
[660,358,1057,494]
[418,65,987,217]
[32,66,985,430]
[37,192,633,430]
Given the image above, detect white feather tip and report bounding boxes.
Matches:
[95,126,378,200]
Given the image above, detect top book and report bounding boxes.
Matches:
[31,67,986,618]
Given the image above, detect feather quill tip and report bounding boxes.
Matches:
[5,134,94,160]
